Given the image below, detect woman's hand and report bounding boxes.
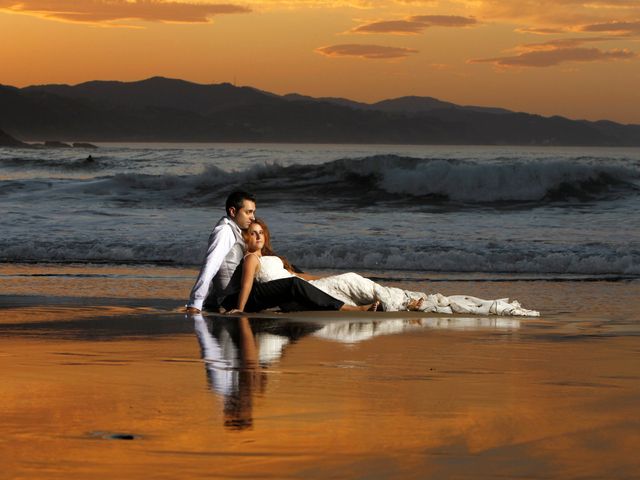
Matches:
[295,272,322,281]
[226,308,244,314]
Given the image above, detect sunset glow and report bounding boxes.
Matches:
[1,0,639,123]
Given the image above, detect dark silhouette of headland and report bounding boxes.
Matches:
[0,128,28,147]
[1,76,639,146]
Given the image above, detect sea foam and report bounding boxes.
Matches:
[1,238,637,276]
[6,155,637,206]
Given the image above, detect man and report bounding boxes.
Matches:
[186,191,256,313]
[186,191,345,314]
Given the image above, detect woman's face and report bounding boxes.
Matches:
[246,223,265,252]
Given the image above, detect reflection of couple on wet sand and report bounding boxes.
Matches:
[194,314,342,430]
[195,315,330,430]
[185,191,539,316]
[195,316,266,430]
[194,313,522,429]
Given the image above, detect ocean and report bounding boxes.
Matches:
[1,143,639,279]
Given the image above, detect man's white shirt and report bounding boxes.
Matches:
[187,216,241,310]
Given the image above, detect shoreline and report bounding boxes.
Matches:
[1,261,637,281]
[2,263,639,319]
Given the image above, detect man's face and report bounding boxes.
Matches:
[230,200,256,229]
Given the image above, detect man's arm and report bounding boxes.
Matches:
[187,224,237,311]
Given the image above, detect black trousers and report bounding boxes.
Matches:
[220,277,344,312]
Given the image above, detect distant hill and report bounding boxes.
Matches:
[371,96,512,115]
[1,76,639,145]
[0,127,28,147]
[283,93,369,111]
[283,93,513,115]
[23,76,277,115]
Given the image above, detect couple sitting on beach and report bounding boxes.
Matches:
[185,191,539,316]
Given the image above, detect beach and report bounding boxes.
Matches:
[2,263,639,479]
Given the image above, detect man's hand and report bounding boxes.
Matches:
[226,309,244,314]
[185,307,201,314]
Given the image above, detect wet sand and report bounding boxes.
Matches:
[1,264,639,479]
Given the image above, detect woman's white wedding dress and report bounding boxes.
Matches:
[254,256,539,317]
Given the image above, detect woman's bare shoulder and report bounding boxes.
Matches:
[243,252,261,270]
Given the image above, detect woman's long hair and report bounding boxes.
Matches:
[244,218,294,273]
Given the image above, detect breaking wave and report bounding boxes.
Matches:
[44,155,640,206]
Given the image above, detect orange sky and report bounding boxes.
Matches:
[1,0,639,123]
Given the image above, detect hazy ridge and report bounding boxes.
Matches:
[1,76,639,146]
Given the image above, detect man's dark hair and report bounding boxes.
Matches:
[226,190,256,215]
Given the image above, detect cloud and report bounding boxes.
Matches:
[351,19,426,34]
[0,0,250,25]
[316,43,419,59]
[581,1,640,8]
[516,36,621,51]
[393,0,437,4]
[409,15,478,27]
[243,0,382,9]
[471,33,637,68]
[580,20,640,35]
[455,0,640,30]
[429,63,452,70]
[470,46,637,67]
[515,27,569,35]
[350,15,477,35]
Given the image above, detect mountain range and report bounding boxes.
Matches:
[1,76,638,146]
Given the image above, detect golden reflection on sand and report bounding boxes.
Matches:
[1,272,640,478]
[0,305,164,324]
[0,263,194,300]
[2,318,639,478]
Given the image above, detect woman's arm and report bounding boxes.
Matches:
[232,254,260,313]
[283,263,321,281]
[294,272,322,281]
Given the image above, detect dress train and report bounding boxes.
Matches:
[310,272,539,317]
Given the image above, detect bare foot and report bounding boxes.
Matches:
[340,301,379,312]
[407,297,424,311]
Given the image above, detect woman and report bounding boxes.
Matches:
[230,219,378,313]
[230,219,539,316]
